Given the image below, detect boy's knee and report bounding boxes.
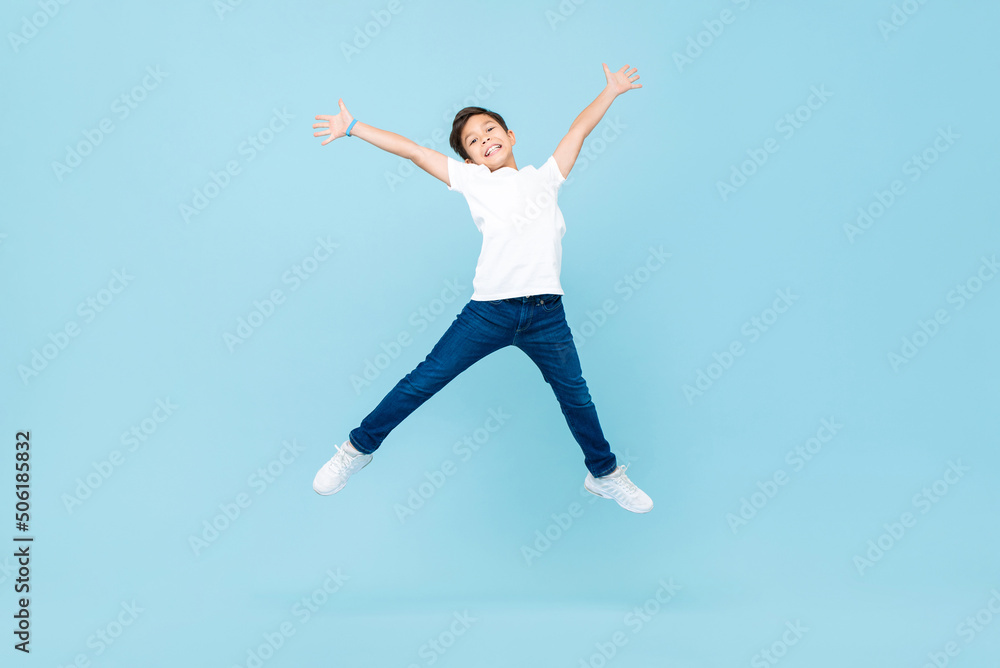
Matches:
[555,382,592,408]
[562,397,594,411]
[402,374,437,397]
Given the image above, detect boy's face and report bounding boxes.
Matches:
[461,113,516,169]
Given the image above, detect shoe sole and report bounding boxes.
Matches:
[584,479,653,514]
[313,456,371,496]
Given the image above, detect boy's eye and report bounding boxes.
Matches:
[469,126,497,145]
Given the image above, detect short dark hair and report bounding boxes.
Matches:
[450,107,509,161]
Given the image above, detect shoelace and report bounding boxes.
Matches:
[608,463,639,496]
[325,446,355,474]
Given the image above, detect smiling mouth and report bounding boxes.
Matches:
[485,143,501,157]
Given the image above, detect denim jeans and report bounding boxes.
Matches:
[349,293,618,477]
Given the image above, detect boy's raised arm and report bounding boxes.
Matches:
[313,98,450,186]
[553,63,641,180]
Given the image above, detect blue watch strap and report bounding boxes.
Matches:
[346,119,358,137]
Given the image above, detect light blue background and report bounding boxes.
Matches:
[3,1,999,666]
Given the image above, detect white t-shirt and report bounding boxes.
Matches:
[447,155,567,301]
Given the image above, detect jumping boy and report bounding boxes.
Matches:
[311,63,652,513]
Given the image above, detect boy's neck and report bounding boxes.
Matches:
[487,158,517,172]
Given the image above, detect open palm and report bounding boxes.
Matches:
[603,63,641,96]
[313,98,354,145]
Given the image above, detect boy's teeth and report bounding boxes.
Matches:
[486,145,500,156]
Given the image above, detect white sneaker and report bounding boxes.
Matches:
[313,440,373,495]
[584,464,653,513]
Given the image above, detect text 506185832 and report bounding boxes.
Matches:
[14,430,32,653]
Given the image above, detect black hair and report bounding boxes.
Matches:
[449,107,509,161]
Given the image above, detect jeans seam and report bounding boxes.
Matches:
[594,463,617,478]
[349,436,371,455]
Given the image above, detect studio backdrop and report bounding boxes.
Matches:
[2,1,998,666]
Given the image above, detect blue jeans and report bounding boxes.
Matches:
[349,294,618,477]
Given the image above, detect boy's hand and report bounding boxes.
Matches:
[552,62,642,179]
[602,63,641,97]
[312,98,354,145]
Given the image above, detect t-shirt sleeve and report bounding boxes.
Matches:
[447,157,470,193]
[540,155,567,191]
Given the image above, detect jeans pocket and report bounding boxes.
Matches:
[541,295,563,311]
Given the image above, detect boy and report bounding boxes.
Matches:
[311,63,652,513]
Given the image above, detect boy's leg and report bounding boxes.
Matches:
[513,295,618,478]
[349,300,512,454]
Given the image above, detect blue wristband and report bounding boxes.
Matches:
[346,119,358,137]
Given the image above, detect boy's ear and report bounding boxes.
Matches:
[465,158,473,164]
[508,129,516,146]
